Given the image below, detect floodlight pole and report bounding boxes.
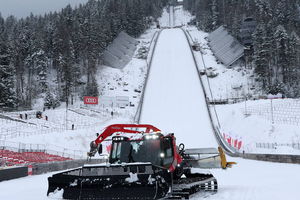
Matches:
[66,100,68,130]
[270,99,274,124]
[244,96,247,116]
[65,90,69,131]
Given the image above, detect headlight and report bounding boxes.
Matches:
[160,153,165,158]
[145,134,159,140]
[152,135,159,139]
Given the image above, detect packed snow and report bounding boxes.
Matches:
[1,157,300,200]
[215,99,300,154]
[139,28,218,148]
[193,157,300,200]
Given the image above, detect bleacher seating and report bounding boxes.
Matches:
[0,149,71,166]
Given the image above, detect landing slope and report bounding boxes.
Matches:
[140,28,217,148]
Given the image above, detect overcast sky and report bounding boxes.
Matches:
[0,0,88,19]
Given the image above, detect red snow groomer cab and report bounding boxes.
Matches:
[47,124,235,199]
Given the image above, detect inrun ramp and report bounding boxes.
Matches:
[140,28,218,148]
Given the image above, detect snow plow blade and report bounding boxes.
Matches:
[47,163,171,200]
[183,147,236,169]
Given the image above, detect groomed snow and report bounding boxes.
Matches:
[1,157,300,200]
[140,28,218,149]
[215,99,300,154]
[0,172,56,200]
[192,157,300,200]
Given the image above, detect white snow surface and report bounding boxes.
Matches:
[1,5,300,200]
[184,14,300,155]
[159,8,171,28]
[186,26,258,100]
[0,172,55,200]
[140,28,218,149]
[215,99,300,154]
[192,157,300,200]
[1,158,300,200]
[0,27,158,155]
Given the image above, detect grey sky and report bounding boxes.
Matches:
[0,0,88,19]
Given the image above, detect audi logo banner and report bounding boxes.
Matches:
[84,96,99,105]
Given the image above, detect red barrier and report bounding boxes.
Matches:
[234,139,238,148]
[223,133,243,150]
[227,137,232,145]
[237,141,242,150]
[28,165,33,176]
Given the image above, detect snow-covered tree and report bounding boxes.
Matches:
[274,25,289,84]
[0,42,17,109]
[0,0,167,109]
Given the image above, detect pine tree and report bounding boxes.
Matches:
[84,77,99,97]
[44,90,54,108]
[0,0,167,108]
[274,25,289,85]
[0,42,18,109]
[253,23,269,89]
[285,31,300,96]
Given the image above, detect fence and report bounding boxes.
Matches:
[256,142,300,150]
[241,153,300,164]
[0,140,85,160]
[0,107,105,139]
[0,126,65,140]
[245,99,300,125]
[208,97,245,105]
[78,106,134,124]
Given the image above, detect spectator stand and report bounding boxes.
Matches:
[0,140,84,167]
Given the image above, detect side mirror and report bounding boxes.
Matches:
[98,144,103,155]
[178,143,185,154]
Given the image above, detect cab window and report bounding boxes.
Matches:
[162,138,174,167]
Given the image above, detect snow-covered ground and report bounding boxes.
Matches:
[1,157,300,200]
[0,24,159,156]
[139,28,218,149]
[0,102,134,157]
[194,157,300,200]
[96,28,158,117]
[187,27,258,100]
[0,172,55,200]
[1,5,300,200]
[174,4,193,27]
[215,99,300,154]
[159,8,171,28]
[184,9,300,155]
